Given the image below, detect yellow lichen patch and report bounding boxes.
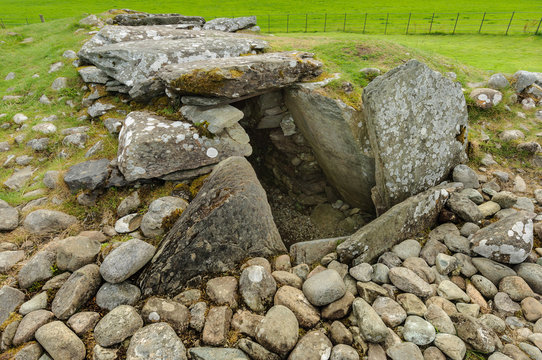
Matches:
[229,69,244,78]
[456,125,467,144]
[190,174,210,198]
[0,312,22,331]
[172,68,228,95]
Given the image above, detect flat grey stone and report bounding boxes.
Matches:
[127,322,187,360]
[352,298,388,343]
[17,250,56,288]
[255,305,298,356]
[23,209,77,234]
[63,159,110,192]
[96,282,141,311]
[13,309,54,346]
[94,305,143,347]
[35,321,85,360]
[188,347,249,360]
[302,269,345,306]
[56,235,101,271]
[140,196,188,238]
[100,238,155,283]
[0,286,25,324]
[0,250,24,272]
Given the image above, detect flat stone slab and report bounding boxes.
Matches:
[79,37,268,92]
[113,12,205,26]
[117,111,252,182]
[363,59,468,211]
[160,51,322,98]
[79,25,255,53]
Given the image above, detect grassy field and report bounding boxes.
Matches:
[1,0,541,27]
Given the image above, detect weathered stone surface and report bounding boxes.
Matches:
[117,111,252,182]
[113,12,205,26]
[372,296,407,327]
[139,157,285,295]
[51,264,102,320]
[0,206,19,231]
[255,305,298,356]
[202,306,232,346]
[100,238,155,283]
[63,159,110,192]
[140,196,188,237]
[389,267,434,297]
[274,285,320,328]
[161,51,321,98]
[189,347,250,360]
[4,166,34,190]
[451,313,497,353]
[434,333,466,360]
[302,269,346,306]
[352,298,388,343]
[67,312,101,335]
[0,286,25,324]
[472,257,516,285]
[56,235,101,271]
[386,342,423,360]
[290,237,346,266]
[19,292,48,315]
[285,84,374,212]
[206,276,238,308]
[180,104,244,134]
[237,338,281,360]
[471,211,534,264]
[446,193,483,223]
[141,297,190,332]
[337,185,450,265]
[203,16,257,32]
[13,310,54,346]
[94,305,143,347]
[126,322,187,360]
[78,66,110,84]
[0,250,24,272]
[470,88,503,108]
[17,250,56,289]
[289,330,333,360]
[239,265,277,312]
[23,209,77,234]
[80,36,268,94]
[35,321,85,360]
[403,315,436,345]
[363,60,467,209]
[516,263,542,294]
[96,282,141,310]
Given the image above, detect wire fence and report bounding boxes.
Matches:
[1,11,542,35]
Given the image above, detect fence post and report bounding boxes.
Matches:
[39,15,45,23]
[406,12,411,34]
[0,18,5,29]
[384,13,389,34]
[479,12,486,33]
[305,14,308,32]
[429,12,434,33]
[453,12,459,34]
[505,11,514,35]
[536,17,542,35]
[363,12,368,33]
[267,14,270,33]
[343,13,347,32]
[324,13,327,32]
[286,14,289,33]
[26,17,29,25]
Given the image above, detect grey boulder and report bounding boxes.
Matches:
[63,159,110,192]
[35,321,85,360]
[138,157,285,295]
[126,322,187,360]
[94,305,143,347]
[140,196,188,238]
[203,16,257,32]
[23,209,77,234]
[100,238,156,283]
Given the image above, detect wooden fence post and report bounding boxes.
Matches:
[505,12,514,35]
[479,12,486,33]
[305,14,308,32]
[324,13,327,32]
[267,14,270,33]
[39,14,45,23]
[453,12,459,34]
[536,17,542,35]
[343,13,347,32]
[406,12,411,34]
[26,17,29,25]
[286,14,289,33]
[0,18,5,29]
[429,12,434,33]
[384,13,389,34]
[363,12,368,33]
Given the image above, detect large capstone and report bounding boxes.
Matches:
[160,51,322,98]
[78,37,268,96]
[363,60,468,211]
[285,83,375,213]
[471,211,535,264]
[138,157,286,295]
[117,111,252,182]
[113,12,205,26]
[337,184,454,265]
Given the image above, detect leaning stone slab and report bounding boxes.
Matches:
[113,12,205,26]
[79,37,268,93]
[160,51,322,98]
[363,60,468,211]
[138,157,286,295]
[0,286,25,324]
[285,83,375,212]
[471,211,535,264]
[337,183,455,265]
[117,111,252,182]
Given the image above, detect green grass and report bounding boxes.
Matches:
[1,0,541,27]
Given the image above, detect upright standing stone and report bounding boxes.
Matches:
[363,60,468,210]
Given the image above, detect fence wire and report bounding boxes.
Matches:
[1,12,541,35]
